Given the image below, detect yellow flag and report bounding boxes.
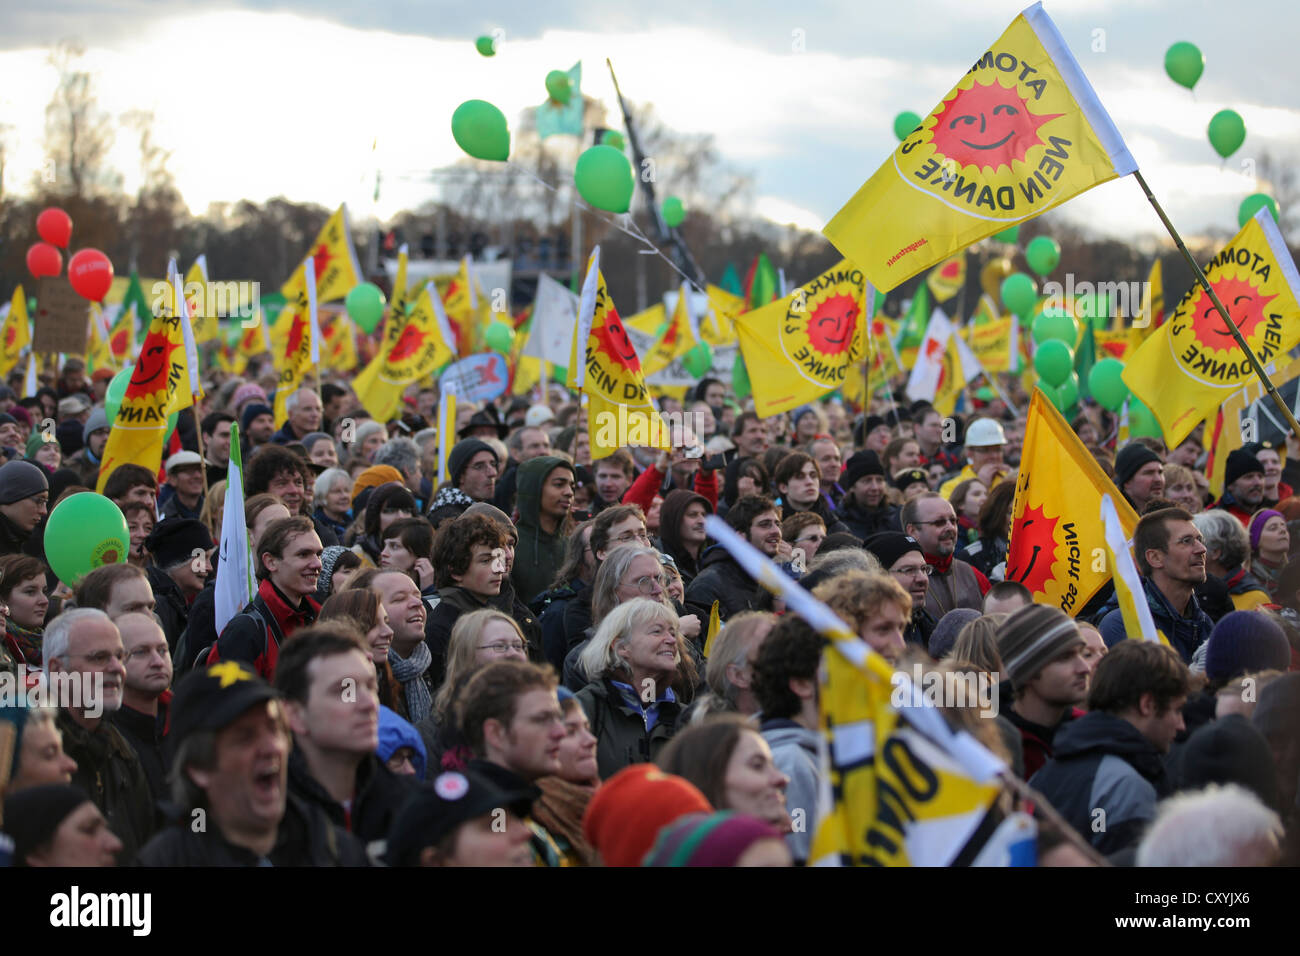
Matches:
[185,257,219,344]
[96,273,192,492]
[966,316,1014,373]
[437,258,483,355]
[237,309,271,358]
[273,260,322,427]
[1100,493,1172,648]
[567,248,672,459]
[87,303,116,372]
[624,302,667,337]
[701,285,742,346]
[383,245,411,345]
[354,283,456,423]
[823,4,1137,291]
[926,254,967,302]
[1006,388,1138,615]
[108,301,137,365]
[279,205,362,305]
[734,260,869,417]
[702,601,722,659]
[1,285,31,376]
[1129,258,1164,349]
[643,284,695,377]
[1123,208,1300,448]
[321,312,358,371]
[438,386,458,485]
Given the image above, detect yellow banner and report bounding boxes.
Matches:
[280,205,362,305]
[1,284,31,376]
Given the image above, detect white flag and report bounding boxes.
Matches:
[905,308,957,404]
[525,273,580,364]
[215,423,255,635]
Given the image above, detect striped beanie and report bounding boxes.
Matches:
[641,811,784,867]
[995,604,1083,689]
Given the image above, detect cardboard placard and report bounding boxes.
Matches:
[34,276,90,355]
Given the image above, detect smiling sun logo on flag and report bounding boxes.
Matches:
[1006,501,1060,596]
[1177,276,1276,358]
[777,262,866,387]
[929,80,1062,173]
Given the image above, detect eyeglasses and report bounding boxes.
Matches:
[478,641,527,654]
[74,649,127,665]
[914,516,959,528]
[613,530,652,545]
[890,564,934,578]
[626,574,668,595]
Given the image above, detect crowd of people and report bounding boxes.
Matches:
[0,357,1295,868]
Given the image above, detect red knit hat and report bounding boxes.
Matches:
[582,765,712,867]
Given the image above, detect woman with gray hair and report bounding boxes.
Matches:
[1193,509,1271,613]
[575,598,695,778]
[312,467,354,545]
[688,611,777,724]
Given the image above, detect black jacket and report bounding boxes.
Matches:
[533,580,583,671]
[58,710,156,864]
[684,546,762,622]
[575,678,686,780]
[835,497,900,540]
[137,793,369,866]
[1029,711,1171,857]
[561,584,595,653]
[175,582,217,678]
[287,747,414,846]
[146,564,191,652]
[0,511,30,557]
[109,700,170,804]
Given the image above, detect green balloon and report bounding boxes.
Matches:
[104,364,133,423]
[994,225,1021,244]
[1076,292,1110,329]
[1164,41,1204,91]
[475,35,497,57]
[1239,193,1280,228]
[975,386,995,402]
[345,283,386,334]
[1088,357,1129,411]
[1208,109,1246,159]
[485,319,515,354]
[1034,339,1074,387]
[662,196,685,228]
[1128,397,1162,438]
[451,99,510,162]
[545,70,572,105]
[682,341,713,378]
[1053,372,1080,411]
[601,130,625,151]
[893,111,922,142]
[163,410,179,446]
[575,145,635,214]
[732,354,751,400]
[1001,272,1039,318]
[1032,306,1078,346]
[551,364,567,383]
[45,492,130,587]
[27,296,37,313]
[1025,236,1061,277]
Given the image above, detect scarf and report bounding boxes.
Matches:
[5,620,43,666]
[389,642,432,724]
[924,552,953,575]
[533,776,597,866]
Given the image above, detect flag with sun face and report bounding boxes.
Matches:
[926,254,967,303]
[643,283,696,377]
[823,3,1137,292]
[1006,388,1138,616]
[1,284,31,376]
[321,311,358,370]
[237,307,271,358]
[185,256,218,344]
[354,283,457,423]
[273,259,322,428]
[108,300,137,365]
[1123,208,1300,450]
[734,260,869,417]
[279,204,362,305]
[96,270,194,493]
[567,247,672,458]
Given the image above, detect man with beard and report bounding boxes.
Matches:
[44,609,156,863]
[1097,508,1213,664]
[208,516,323,680]
[902,493,988,619]
[1210,449,1266,526]
[427,438,500,528]
[110,613,175,802]
[996,605,1091,778]
[835,451,900,539]
[864,532,936,652]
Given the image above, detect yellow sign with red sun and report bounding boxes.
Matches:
[734,260,869,417]
[1123,208,1300,449]
[1006,389,1138,617]
[823,4,1137,292]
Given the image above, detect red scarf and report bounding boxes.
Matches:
[924,552,953,574]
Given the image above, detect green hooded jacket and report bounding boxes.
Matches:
[512,455,575,606]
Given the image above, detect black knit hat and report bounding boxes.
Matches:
[168,662,281,762]
[863,531,923,570]
[1224,448,1265,488]
[1204,610,1291,682]
[929,607,982,659]
[995,604,1083,688]
[1114,442,1162,489]
[0,460,49,505]
[891,467,930,492]
[144,517,214,570]
[447,438,496,486]
[1172,714,1279,812]
[385,768,536,866]
[3,784,93,865]
[843,450,884,488]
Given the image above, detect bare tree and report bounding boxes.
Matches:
[41,39,116,197]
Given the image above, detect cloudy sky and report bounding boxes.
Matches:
[2,0,1296,243]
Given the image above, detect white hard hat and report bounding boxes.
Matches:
[524,404,556,428]
[964,418,1007,448]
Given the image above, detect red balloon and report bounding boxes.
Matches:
[67,249,114,302]
[36,207,73,248]
[26,242,63,280]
